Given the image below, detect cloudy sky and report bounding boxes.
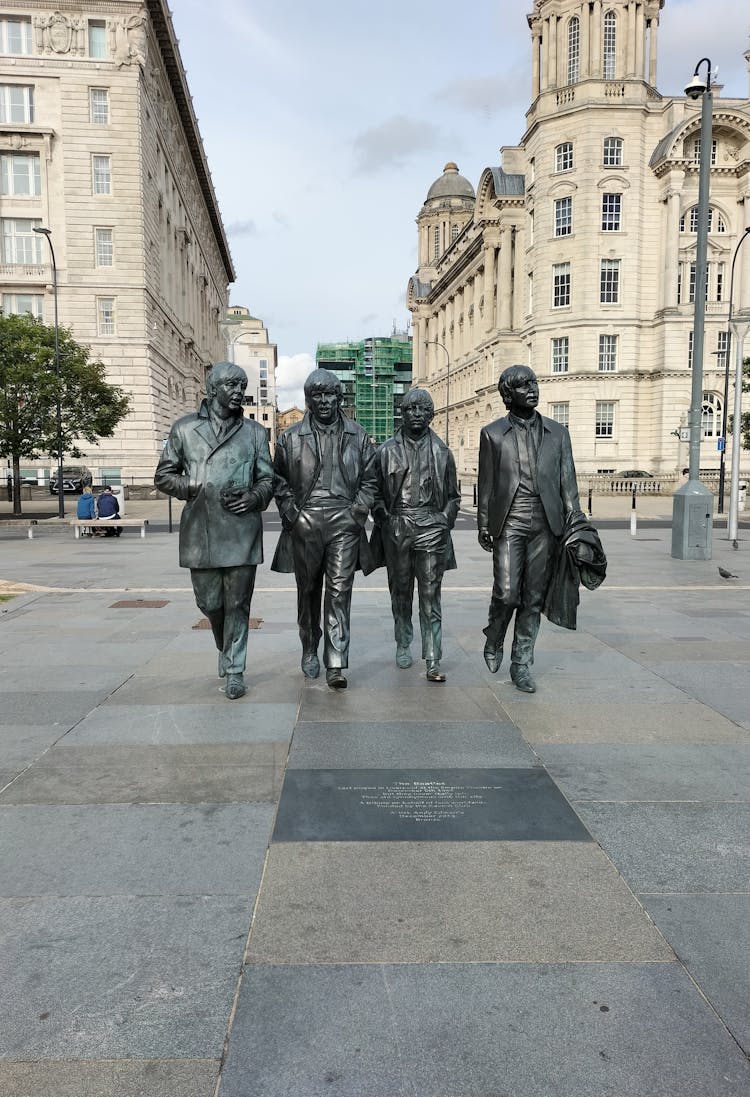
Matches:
[173,0,750,408]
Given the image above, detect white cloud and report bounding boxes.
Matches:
[352,115,440,174]
[276,352,314,411]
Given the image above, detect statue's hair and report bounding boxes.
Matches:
[206,361,247,396]
[304,367,342,398]
[402,387,434,414]
[498,364,536,408]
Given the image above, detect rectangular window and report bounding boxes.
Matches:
[555,142,574,172]
[95,227,113,266]
[90,88,109,124]
[2,292,43,318]
[600,259,620,304]
[567,19,580,84]
[549,402,569,427]
[717,330,729,368]
[1,217,42,264]
[551,336,569,374]
[716,262,725,303]
[603,137,622,166]
[553,262,571,307]
[92,155,111,195]
[451,223,459,242]
[554,196,572,237]
[688,262,709,304]
[528,209,534,244]
[0,16,33,54]
[88,20,107,58]
[595,401,615,438]
[692,139,717,166]
[0,152,40,196]
[688,331,694,369]
[96,297,115,336]
[0,84,33,123]
[598,334,618,372]
[601,193,621,231]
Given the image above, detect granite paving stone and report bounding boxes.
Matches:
[0,804,275,896]
[67,702,298,745]
[0,1060,220,1097]
[108,669,301,705]
[298,684,505,723]
[0,895,250,1058]
[0,725,68,771]
[246,841,671,964]
[500,700,748,744]
[0,692,111,727]
[643,895,750,1054]
[218,963,750,1097]
[541,744,750,802]
[287,719,538,770]
[574,802,750,893]
[486,671,689,704]
[0,742,287,804]
[643,661,750,728]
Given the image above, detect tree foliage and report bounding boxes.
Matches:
[739,356,750,451]
[0,312,130,514]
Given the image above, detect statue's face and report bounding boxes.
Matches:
[401,400,433,439]
[506,370,539,416]
[307,385,341,425]
[211,373,246,414]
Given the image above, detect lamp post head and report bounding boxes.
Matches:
[685,58,711,100]
[32,226,52,236]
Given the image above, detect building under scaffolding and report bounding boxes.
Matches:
[315,332,413,442]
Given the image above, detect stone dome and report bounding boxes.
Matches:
[425,162,475,202]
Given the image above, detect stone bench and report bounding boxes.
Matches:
[0,518,38,539]
[70,518,149,539]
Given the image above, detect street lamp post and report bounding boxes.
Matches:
[728,312,750,548]
[672,58,714,559]
[425,340,451,447]
[33,226,64,519]
[718,227,750,513]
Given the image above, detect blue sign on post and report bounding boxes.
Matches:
[717,437,725,452]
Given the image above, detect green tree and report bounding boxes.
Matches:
[727,355,750,452]
[0,312,130,516]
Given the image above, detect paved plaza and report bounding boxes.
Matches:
[0,501,749,1096]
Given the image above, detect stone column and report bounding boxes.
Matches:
[625,2,636,77]
[648,18,659,86]
[531,29,541,99]
[548,15,558,88]
[635,3,645,80]
[483,242,497,333]
[498,228,513,330]
[662,184,682,310]
[591,0,602,78]
[580,1,591,80]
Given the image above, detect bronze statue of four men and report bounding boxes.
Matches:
[157,362,603,698]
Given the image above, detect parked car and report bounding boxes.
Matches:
[616,469,653,478]
[50,466,93,494]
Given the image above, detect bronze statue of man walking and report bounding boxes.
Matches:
[373,388,460,682]
[477,364,583,693]
[155,361,274,699]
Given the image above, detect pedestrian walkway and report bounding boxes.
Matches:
[0,522,749,1095]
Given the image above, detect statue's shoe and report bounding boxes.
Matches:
[301,651,320,679]
[510,664,536,693]
[396,645,412,669]
[218,653,228,679]
[426,660,446,683]
[483,643,502,674]
[326,668,347,689]
[225,673,246,700]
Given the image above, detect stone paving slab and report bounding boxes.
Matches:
[541,745,750,802]
[219,963,750,1097]
[288,719,537,770]
[0,895,249,1058]
[298,684,505,722]
[0,1060,219,1097]
[247,841,671,965]
[643,894,750,1054]
[67,702,298,745]
[0,804,275,896]
[643,661,750,728]
[0,691,112,727]
[486,670,690,704]
[0,743,287,805]
[575,802,750,893]
[0,725,66,771]
[502,699,748,744]
[108,668,301,705]
[616,639,750,663]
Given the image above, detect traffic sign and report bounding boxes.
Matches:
[717,437,725,452]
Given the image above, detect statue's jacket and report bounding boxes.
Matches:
[371,428,461,571]
[271,411,377,573]
[154,401,274,569]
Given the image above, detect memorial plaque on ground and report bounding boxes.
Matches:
[272,768,592,842]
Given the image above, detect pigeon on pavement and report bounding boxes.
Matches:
[718,566,739,579]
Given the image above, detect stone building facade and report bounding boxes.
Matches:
[0,1,233,483]
[408,0,750,483]
[222,306,278,449]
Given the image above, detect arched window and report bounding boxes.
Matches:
[701,392,722,438]
[567,17,580,84]
[603,11,617,79]
[679,206,727,233]
[603,136,623,166]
